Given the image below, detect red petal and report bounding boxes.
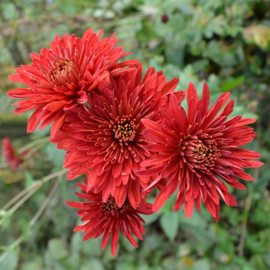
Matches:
[165,179,179,198]
[161,78,179,96]
[142,67,155,84]
[234,171,254,181]
[102,229,111,250]
[223,192,238,206]
[125,231,138,247]
[47,101,65,112]
[234,149,261,159]
[228,181,247,190]
[184,197,194,218]
[111,224,120,256]
[112,161,123,178]
[195,194,201,211]
[51,112,66,138]
[143,175,162,192]
[202,82,210,102]
[174,90,186,104]
[187,82,198,104]
[115,184,128,207]
[128,179,141,209]
[174,190,184,211]
[246,161,264,168]
[9,74,24,83]
[204,198,217,218]
[27,106,45,133]
[153,188,167,212]
[110,67,136,76]
[234,118,256,127]
[188,96,197,125]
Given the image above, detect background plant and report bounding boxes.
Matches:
[0,0,269,269]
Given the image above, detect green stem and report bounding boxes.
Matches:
[0,169,67,262]
[1,181,42,211]
[29,179,59,226]
[0,186,40,227]
[18,136,50,154]
[0,236,23,263]
[0,169,68,226]
[0,173,64,262]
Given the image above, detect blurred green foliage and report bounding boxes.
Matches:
[0,0,269,269]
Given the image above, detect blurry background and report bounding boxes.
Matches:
[0,0,269,269]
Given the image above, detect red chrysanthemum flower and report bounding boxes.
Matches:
[66,179,152,256]
[137,82,263,222]
[8,28,134,137]
[51,63,185,209]
[1,137,23,170]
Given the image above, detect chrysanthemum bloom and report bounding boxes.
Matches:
[137,82,263,222]
[51,63,185,209]
[1,137,23,170]
[8,28,135,137]
[66,179,153,256]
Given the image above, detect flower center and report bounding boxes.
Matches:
[112,115,137,146]
[48,56,79,84]
[179,135,220,174]
[100,196,127,216]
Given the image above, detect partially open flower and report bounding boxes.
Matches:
[137,82,263,222]
[51,63,185,209]
[8,28,134,137]
[1,137,23,170]
[66,179,152,256]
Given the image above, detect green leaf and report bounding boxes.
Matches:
[80,259,104,270]
[21,257,43,270]
[81,237,103,257]
[221,76,245,92]
[115,262,136,270]
[165,38,185,67]
[46,143,66,170]
[70,233,82,253]
[48,239,68,260]
[161,257,176,270]
[137,263,150,270]
[103,244,118,261]
[160,212,179,242]
[178,210,207,229]
[215,226,234,256]
[24,171,35,188]
[136,21,159,45]
[142,211,160,224]
[177,243,191,257]
[0,248,19,270]
[191,258,211,270]
[251,254,268,270]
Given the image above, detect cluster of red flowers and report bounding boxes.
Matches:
[8,28,263,256]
